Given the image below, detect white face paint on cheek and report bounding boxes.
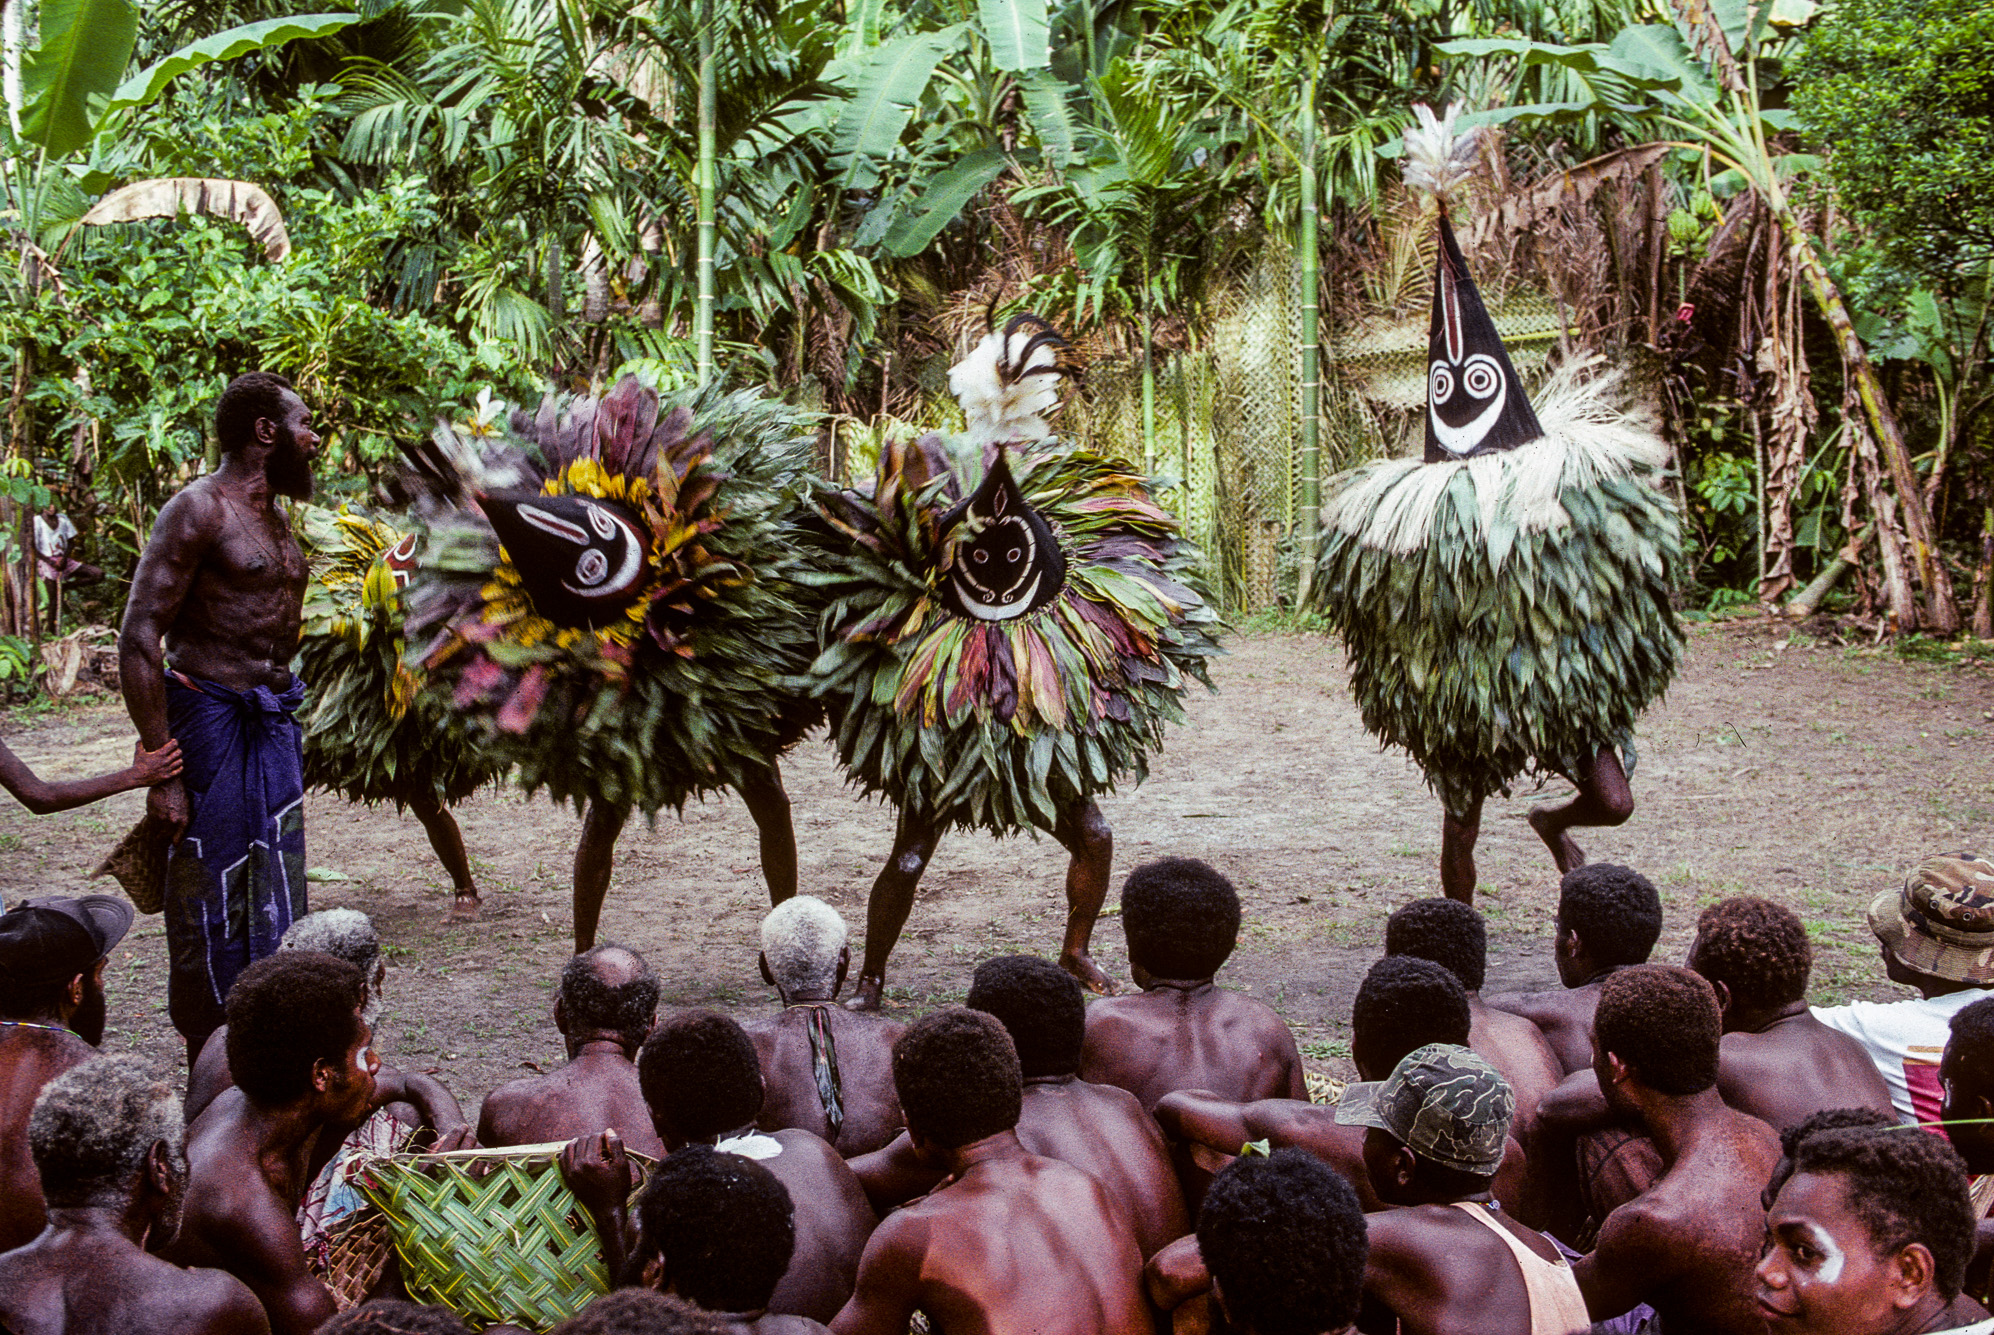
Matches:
[1804,1224,1847,1284]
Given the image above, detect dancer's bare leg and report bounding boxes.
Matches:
[573,799,630,950]
[847,810,942,1013]
[409,793,481,921]
[1051,798,1117,995]
[1528,746,1634,873]
[736,765,798,906]
[1440,796,1485,904]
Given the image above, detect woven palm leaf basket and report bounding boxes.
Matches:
[345,1141,651,1331]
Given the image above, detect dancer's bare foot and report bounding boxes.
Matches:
[1528,806,1587,873]
[845,973,886,1012]
[445,888,483,923]
[1061,949,1118,997]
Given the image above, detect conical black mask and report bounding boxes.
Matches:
[937,450,1065,621]
[1424,214,1543,462]
[482,490,650,630]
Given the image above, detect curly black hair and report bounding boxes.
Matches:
[635,1145,795,1313]
[1121,857,1241,979]
[1593,964,1720,1096]
[215,371,296,453]
[1791,1127,1976,1300]
[549,1291,729,1335]
[966,954,1085,1079]
[1557,864,1663,967]
[1350,956,1469,1078]
[637,1010,764,1141]
[561,944,661,1053]
[1762,1106,1901,1209]
[224,951,369,1107]
[1196,1147,1368,1335]
[1689,897,1811,1013]
[1948,996,1994,1075]
[320,1300,474,1335]
[893,1007,1022,1149]
[1384,899,1487,992]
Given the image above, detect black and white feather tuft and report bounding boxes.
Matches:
[1401,102,1483,208]
[948,312,1084,447]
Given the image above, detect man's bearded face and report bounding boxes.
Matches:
[268,392,319,501]
[71,970,106,1047]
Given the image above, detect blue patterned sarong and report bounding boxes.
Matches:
[163,671,309,1043]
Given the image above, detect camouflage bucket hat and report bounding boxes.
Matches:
[1333,1043,1513,1174]
[1868,853,1994,984]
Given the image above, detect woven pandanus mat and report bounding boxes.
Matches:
[347,1141,651,1331]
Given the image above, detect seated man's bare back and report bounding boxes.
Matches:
[480,945,666,1157]
[1081,983,1304,1109]
[746,1006,903,1157]
[832,1009,1148,1335]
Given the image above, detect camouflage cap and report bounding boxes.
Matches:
[1333,1043,1513,1175]
[1868,853,1994,985]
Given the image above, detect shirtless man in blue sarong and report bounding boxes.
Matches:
[119,371,319,1071]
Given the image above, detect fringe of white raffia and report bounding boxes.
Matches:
[953,328,1065,448]
[1320,361,1670,559]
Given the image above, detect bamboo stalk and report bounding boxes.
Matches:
[1295,65,1320,607]
[694,0,716,386]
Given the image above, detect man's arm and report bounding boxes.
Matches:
[0,737,182,815]
[560,1130,641,1285]
[1571,1202,1677,1320]
[829,1214,927,1335]
[846,1131,946,1214]
[119,488,216,839]
[194,1191,338,1335]
[370,1065,474,1150]
[1153,1090,1252,1153]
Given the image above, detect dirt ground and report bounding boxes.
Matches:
[2,620,1990,1105]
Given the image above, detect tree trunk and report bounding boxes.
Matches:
[1295,66,1320,608]
[1973,507,1993,640]
[1784,223,1960,631]
[694,0,717,385]
[1844,382,1919,631]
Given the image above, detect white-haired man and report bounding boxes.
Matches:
[0,1055,269,1335]
[745,896,905,1155]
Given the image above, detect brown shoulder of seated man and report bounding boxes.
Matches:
[1573,1106,1782,1335]
[0,1023,95,1253]
[1713,1015,1896,1133]
[743,1009,906,1157]
[0,1209,269,1335]
[829,1139,1150,1335]
[478,1048,667,1158]
[1483,982,1610,1077]
[756,1129,880,1324]
[1079,984,1305,1110]
[1360,1201,1567,1335]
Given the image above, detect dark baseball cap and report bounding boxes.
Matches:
[0,904,105,987]
[18,894,134,960]
[1334,1043,1514,1175]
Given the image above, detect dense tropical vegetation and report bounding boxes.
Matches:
[0,0,1988,685]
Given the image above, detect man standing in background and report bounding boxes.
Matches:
[118,371,319,1071]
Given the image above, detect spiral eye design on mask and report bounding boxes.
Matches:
[586,502,617,539]
[1462,355,1501,400]
[1429,365,1455,404]
[574,549,609,587]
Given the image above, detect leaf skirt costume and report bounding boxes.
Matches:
[807,377,1221,836]
[398,376,823,817]
[1313,107,1684,821]
[294,502,502,809]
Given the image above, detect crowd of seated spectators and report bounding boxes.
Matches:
[6,851,1994,1335]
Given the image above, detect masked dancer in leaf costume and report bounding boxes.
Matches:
[399,376,821,946]
[294,503,502,919]
[1313,105,1684,903]
[811,315,1222,1010]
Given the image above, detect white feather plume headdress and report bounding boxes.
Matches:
[1401,102,1483,207]
[948,312,1084,448]
[1320,361,1671,565]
